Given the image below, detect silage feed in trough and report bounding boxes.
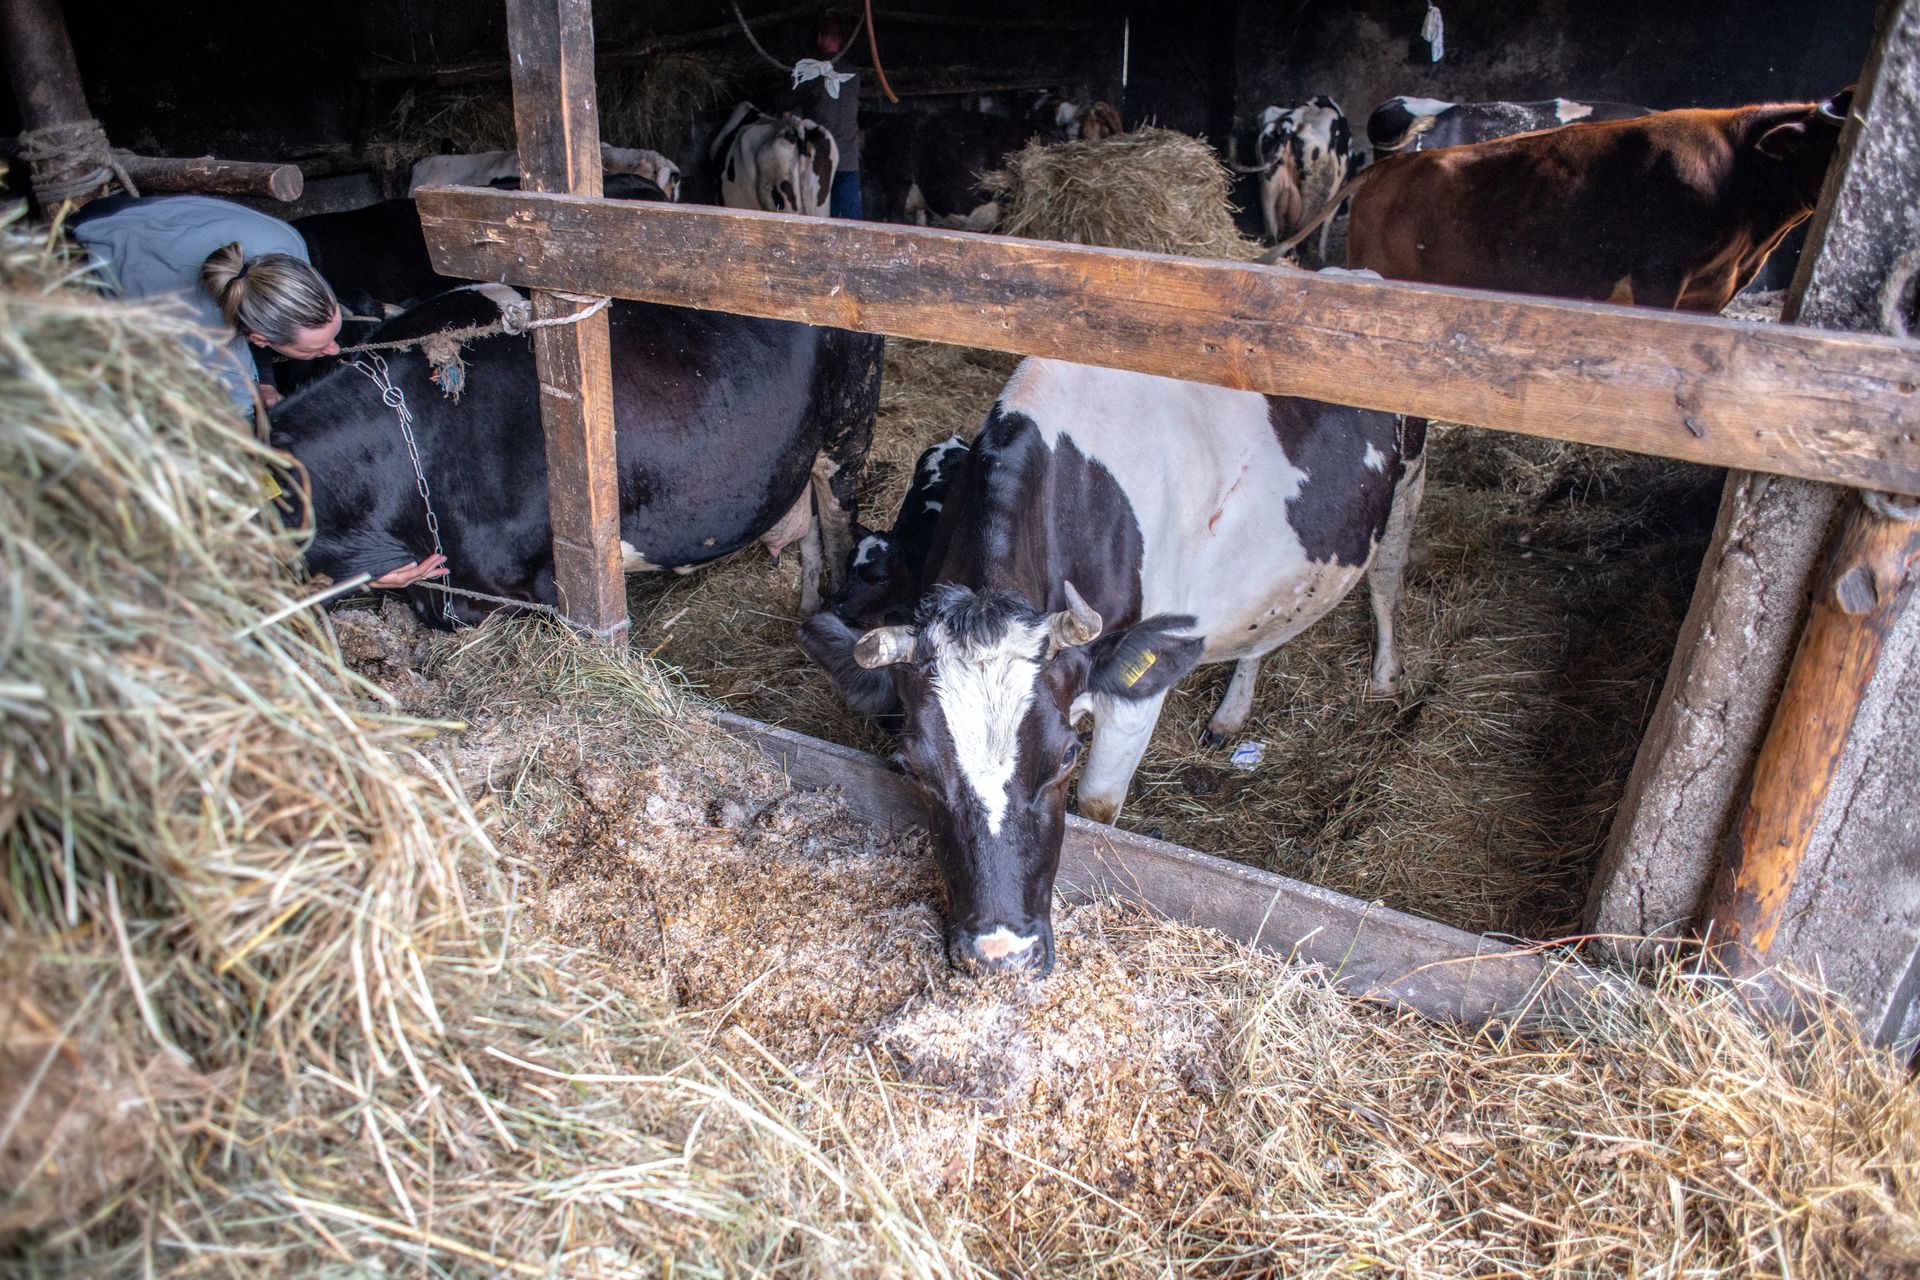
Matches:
[983,126,1266,259]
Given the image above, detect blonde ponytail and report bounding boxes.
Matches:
[199,243,337,345]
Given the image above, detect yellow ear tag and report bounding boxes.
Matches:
[1121,649,1157,688]
[259,471,285,503]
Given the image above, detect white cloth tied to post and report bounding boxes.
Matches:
[792,58,857,98]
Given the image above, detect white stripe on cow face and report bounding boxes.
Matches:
[925,615,1049,837]
[1363,441,1386,473]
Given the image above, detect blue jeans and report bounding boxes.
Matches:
[830,171,863,219]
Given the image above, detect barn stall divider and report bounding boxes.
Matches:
[416,0,1920,1026]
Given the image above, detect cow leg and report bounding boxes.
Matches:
[1204,656,1262,747]
[1367,445,1428,699]
[1077,690,1169,826]
[796,511,825,616]
[809,453,853,593]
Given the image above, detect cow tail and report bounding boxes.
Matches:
[1259,167,1376,263]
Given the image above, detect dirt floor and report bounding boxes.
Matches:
[620,337,1726,940]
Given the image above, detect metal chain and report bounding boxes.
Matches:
[350,353,455,624]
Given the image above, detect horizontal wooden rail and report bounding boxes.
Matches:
[417,189,1920,494]
[716,713,1604,1024]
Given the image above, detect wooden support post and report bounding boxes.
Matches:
[1705,496,1920,972]
[504,0,628,642]
[0,0,109,207]
[111,152,304,202]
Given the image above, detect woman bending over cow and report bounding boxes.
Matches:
[67,193,344,414]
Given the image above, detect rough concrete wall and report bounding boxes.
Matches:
[1590,0,1920,1043]
[1230,0,1876,128]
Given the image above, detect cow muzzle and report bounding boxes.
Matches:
[950,922,1053,975]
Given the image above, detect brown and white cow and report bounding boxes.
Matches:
[801,350,1425,974]
[1280,89,1853,312]
[711,102,837,217]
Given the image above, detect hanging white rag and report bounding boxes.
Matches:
[1422,3,1445,62]
[792,58,857,99]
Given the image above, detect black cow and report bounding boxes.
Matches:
[829,434,970,629]
[273,287,881,627]
[1366,96,1653,155]
[801,357,1425,973]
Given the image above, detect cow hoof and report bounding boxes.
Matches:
[1203,727,1231,749]
[1079,798,1121,826]
[1367,677,1401,701]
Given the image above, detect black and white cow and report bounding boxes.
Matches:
[273,287,881,627]
[829,434,970,629]
[1366,96,1653,155]
[1230,97,1357,262]
[711,102,837,216]
[408,144,682,200]
[801,358,1425,973]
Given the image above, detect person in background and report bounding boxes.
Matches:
[792,16,862,218]
[67,193,342,414]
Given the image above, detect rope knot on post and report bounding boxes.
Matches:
[18,118,138,206]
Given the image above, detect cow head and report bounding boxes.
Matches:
[802,583,1202,974]
[827,524,916,628]
[1752,87,1855,207]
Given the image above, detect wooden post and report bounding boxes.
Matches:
[504,0,628,642]
[1694,0,1920,988]
[112,153,304,202]
[1704,497,1920,972]
[0,0,110,207]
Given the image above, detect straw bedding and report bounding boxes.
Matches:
[8,188,1917,1277]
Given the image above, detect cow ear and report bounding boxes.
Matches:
[798,613,902,716]
[1755,120,1812,161]
[1085,616,1204,701]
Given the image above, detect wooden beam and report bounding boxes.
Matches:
[505,0,628,642]
[112,152,303,202]
[0,0,89,131]
[1704,496,1920,972]
[717,713,1597,1024]
[416,190,1920,495]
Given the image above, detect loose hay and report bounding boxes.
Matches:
[983,127,1267,259]
[407,604,1920,1278]
[10,203,1916,1279]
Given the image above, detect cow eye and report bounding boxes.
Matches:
[1054,741,1080,781]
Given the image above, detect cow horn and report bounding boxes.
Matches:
[854,625,918,668]
[1046,581,1103,654]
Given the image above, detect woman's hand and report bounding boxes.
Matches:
[257,381,284,408]
[369,554,449,589]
